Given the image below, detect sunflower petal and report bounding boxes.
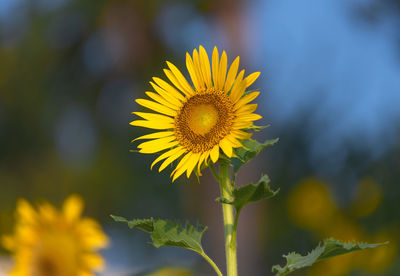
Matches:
[237,113,262,122]
[171,152,193,181]
[158,147,187,172]
[144,92,178,110]
[139,140,179,154]
[199,45,212,88]
[234,91,260,110]
[152,77,185,102]
[149,82,182,107]
[186,53,201,91]
[133,112,174,123]
[192,49,205,90]
[136,99,177,116]
[219,138,233,157]
[186,153,201,178]
[218,51,228,91]
[166,62,195,96]
[212,46,219,88]
[151,146,184,170]
[210,145,220,163]
[229,70,246,104]
[132,131,174,142]
[130,120,174,130]
[244,72,260,87]
[224,56,240,93]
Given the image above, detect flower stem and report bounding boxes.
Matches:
[200,251,224,276]
[218,161,237,276]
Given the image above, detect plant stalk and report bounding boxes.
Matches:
[218,161,237,276]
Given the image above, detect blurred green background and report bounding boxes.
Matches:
[0,0,399,275]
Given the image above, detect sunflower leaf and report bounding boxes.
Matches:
[110,215,154,232]
[111,215,207,254]
[232,138,279,180]
[272,238,388,276]
[216,174,278,211]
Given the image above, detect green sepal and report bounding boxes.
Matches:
[232,138,279,181]
[216,174,279,211]
[272,237,388,276]
[111,215,207,254]
[248,124,270,132]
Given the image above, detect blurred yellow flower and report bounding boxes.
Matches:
[287,178,337,230]
[1,195,109,276]
[350,178,382,218]
[131,45,262,181]
[358,229,398,274]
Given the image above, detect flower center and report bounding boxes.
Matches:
[175,90,235,153]
[187,104,218,135]
[32,230,78,276]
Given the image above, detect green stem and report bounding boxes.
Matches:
[218,161,237,276]
[200,251,224,276]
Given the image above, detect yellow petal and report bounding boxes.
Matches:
[218,51,227,91]
[210,145,220,163]
[229,70,246,104]
[133,112,174,124]
[16,199,37,224]
[132,131,174,142]
[197,152,208,175]
[159,148,187,172]
[63,195,84,222]
[219,138,233,157]
[234,91,260,110]
[139,141,179,154]
[199,45,212,88]
[192,49,205,90]
[151,146,183,170]
[137,136,176,148]
[130,120,174,130]
[82,253,105,270]
[224,56,240,93]
[237,113,262,122]
[171,152,193,181]
[231,130,252,140]
[237,104,258,115]
[186,153,201,178]
[244,72,260,87]
[152,77,185,102]
[166,62,194,96]
[212,46,219,88]
[149,82,182,107]
[145,91,178,110]
[136,99,177,117]
[233,120,253,129]
[186,52,201,91]
[225,135,243,148]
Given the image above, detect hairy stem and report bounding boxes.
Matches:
[218,161,237,276]
[200,251,224,276]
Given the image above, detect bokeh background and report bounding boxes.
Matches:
[1,0,399,275]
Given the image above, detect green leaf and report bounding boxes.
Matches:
[232,138,279,180]
[111,215,207,254]
[216,174,279,211]
[272,237,388,276]
[110,215,154,232]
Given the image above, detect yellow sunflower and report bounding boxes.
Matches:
[1,195,109,276]
[131,46,262,181]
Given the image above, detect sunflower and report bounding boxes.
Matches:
[1,195,109,276]
[131,45,262,181]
